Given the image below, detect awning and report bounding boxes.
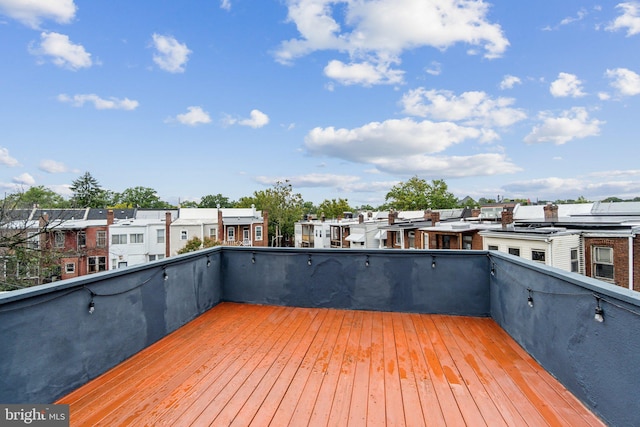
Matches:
[374,230,387,240]
[346,233,365,243]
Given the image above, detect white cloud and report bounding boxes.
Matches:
[0,147,19,167]
[305,118,482,163]
[170,106,211,126]
[502,176,640,200]
[401,88,526,128]
[47,184,73,197]
[0,0,76,28]
[29,32,92,70]
[39,159,69,173]
[275,0,509,86]
[606,2,640,36]
[373,153,522,177]
[225,109,270,128]
[549,72,586,97]
[425,61,441,76]
[598,92,611,100]
[324,59,404,86]
[605,67,640,96]
[152,34,191,73]
[255,173,361,188]
[524,107,604,145]
[560,9,587,26]
[220,0,231,11]
[13,173,35,186]
[57,93,139,110]
[499,75,521,90]
[589,169,640,178]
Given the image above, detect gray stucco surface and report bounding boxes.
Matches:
[0,247,638,427]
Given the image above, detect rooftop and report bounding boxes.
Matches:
[58,303,603,426]
[1,247,639,426]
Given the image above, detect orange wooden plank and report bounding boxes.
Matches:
[410,313,467,427]
[326,310,363,426]
[382,312,405,426]
[390,312,425,427]
[230,308,327,426]
[169,305,295,427]
[451,317,544,426]
[484,320,606,427]
[347,310,372,427]
[268,308,344,426]
[400,314,447,427]
[434,316,509,427]
[366,311,386,426]
[206,307,316,425]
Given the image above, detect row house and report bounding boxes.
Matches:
[481,203,640,291]
[169,207,268,256]
[109,210,178,269]
[38,208,135,281]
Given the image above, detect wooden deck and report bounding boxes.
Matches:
[58,303,604,426]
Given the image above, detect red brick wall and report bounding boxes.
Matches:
[584,237,631,290]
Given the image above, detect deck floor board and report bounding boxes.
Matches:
[57,303,605,426]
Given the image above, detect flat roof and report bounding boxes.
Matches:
[58,303,604,426]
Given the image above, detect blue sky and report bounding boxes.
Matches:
[1,0,639,206]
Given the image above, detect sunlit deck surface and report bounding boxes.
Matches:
[58,302,604,426]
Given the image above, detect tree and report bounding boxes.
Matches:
[4,185,69,209]
[237,180,304,246]
[70,172,110,208]
[199,194,235,208]
[176,236,221,254]
[385,177,458,210]
[317,198,353,219]
[112,186,173,209]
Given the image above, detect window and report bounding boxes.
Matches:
[118,261,128,269]
[149,254,165,262]
[531,250,546,263]
[96,231,107,248]
[77,231,86,247]
[55,231,65,248]
[488,245,498,251]
[571,248,579,273]
[88,256,106,273]
[156,229,165,244]
[180,230,188,240]
[442,235,451,249]
[65,263,75,274]
[463,235,473,250]
[593,247,614,281]
[209,228,217,241]
[130,234,144,244]
[255,226,263,241]
[331,227,340,240]
[395,231,401,246]
[112,234,127,245]
[508,247,520,256]
[27,232,39,249]
[227,227,235,242]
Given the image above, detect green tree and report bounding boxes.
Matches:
[317,198,353,219]
[199,193,235,208]
[176,236,221,254]
[237,180,304,246]
[4,185,69,209]
[112,186,172,208]
[70,172,110,208]
[385,177,458,210]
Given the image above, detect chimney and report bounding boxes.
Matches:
[544,203,559,223]
[501,208,514,229]
[358,213,364,224]
[321,213,325,222]
[431,211,440,225]
[39,212,49,229]
[218,209,224,243]
[165,211,172,257]
[423,209,431,220]
[471,208,481,218]
[107,209,115,226]
[262,210,268,247]
[388,210,395,225]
